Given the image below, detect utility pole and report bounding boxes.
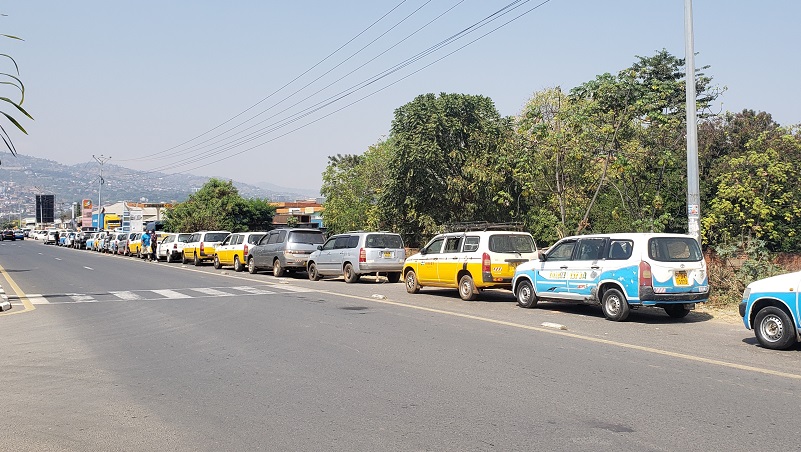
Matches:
[684,0,701,245]
[34,185,44,229]
[93,154,111,229]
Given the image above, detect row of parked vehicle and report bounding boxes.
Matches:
[31,224,800,350]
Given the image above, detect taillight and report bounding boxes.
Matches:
[200,242,205,253]
[639,261,652,287]
[243,244,248,255]
[172,243,177,250]
[482,252,491,273]
[359,248,366,263]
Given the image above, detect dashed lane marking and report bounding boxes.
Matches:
[109,291,142,301]
[151,289,192,299]
[191,287,234,297]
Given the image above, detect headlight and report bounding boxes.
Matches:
[741,288,751,302]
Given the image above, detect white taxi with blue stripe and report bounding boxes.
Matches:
[512,233,709,321]
[739,271,801,350]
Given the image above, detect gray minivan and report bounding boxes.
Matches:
[246,228,325,276]
[307,232,405,283]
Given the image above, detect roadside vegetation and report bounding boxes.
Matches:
[0,15,33,165]
[319,50,801,308]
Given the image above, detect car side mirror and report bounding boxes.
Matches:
[420,247,428,255]
[537,250,546,261]
[317,245,322,250]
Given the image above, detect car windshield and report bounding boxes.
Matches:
[488,234,535,253]
[648,237,703,262]
[204,233,229,242]
[288,231,324,244]
[365,234,403,249]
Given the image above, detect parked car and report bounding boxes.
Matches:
[307,231,405,283]
[73,231,89,249]
[13,230,24,240]
[512,233,709,321]
[22,228,31,237]
[182,230,231,266]
[126,232,143,257]
[213,232,267,271]
[44,229,58,245]
[62,232,76,247]
[740,270,801,349]
[404,228,538,301]
[246,228,325,276]
[156,233,192,262]
[1,230,15,241]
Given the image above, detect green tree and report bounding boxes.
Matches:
[380,93,513,247]
[0,25,33,164]
[163,179,274,232]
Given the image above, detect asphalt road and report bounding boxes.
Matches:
[1,239,799,451]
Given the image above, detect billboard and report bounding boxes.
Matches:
[81,199,93,228]
[35,194,55,224]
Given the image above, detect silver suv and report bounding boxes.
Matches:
[246,228,325,276]
[307,232,405,283]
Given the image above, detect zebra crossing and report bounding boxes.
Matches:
[12,284,314,306]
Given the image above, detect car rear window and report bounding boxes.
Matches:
[488,234,535,253]
[648,237,702,262]
[288,231,324,244]
[204,233,229,242]
[365,234,404,249]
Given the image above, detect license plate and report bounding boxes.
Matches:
[674,271,689,286]
[382,251,393,258]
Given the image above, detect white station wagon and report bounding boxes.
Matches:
[512,233,710,321]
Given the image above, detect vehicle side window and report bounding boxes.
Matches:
[463,236,480,252]
[221,236,231,246]
[347,236,360,248]
[546,240,576,261]
[575,238,605,261]
[424,238,444,255]
[266,233,278,244]
[607,240,633,260]
[443,237,463,253]
[277,230,287,243]
[249,234,264,244]
[322,238,337,251]
[334,236,350,249]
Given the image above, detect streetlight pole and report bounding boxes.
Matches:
[34,185,44,229]
[93,154,111,229]
[684,0,701,245]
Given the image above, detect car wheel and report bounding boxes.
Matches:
[248,257,258,274]
[386,272,401,283]
[166,252,173,263]
[458,274,478,301]
[233,256,243,272]
[754,306,797,350]
[515,279,538,308]
[343,263,360,283]
[181,252,188,264]
[664,304,691,318]
[405,270,420,294]
[308,262,321,281]
[601,288,630,321]
[137,249,142,259]
[194,253,201,266]
[273,259,285,277]
[213,255,222,269]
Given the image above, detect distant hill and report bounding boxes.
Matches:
[0,153,315,206]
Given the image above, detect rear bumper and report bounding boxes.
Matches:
[639,286,710,303]
[358,263,403,273]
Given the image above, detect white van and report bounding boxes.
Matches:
[44,229,59,245]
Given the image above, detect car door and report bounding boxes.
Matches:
[315,236,340,275]
[253,232,274,267]
[567,237,607,299]
[534,238,578,300]
[217,234,234,265]
[416,237,445,285]
[437,235,464,285]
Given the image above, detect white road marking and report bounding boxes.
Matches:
[191,287,233,297]
[26,294,50,305]
[54,258,62,261]
[110,291,142,301]
[276,285,315,293]
[230,286,276,295]
[84,266,94,270]
[151,289,191,299]
[68,293,96,303]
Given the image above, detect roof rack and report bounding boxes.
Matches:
[441,221,524,233]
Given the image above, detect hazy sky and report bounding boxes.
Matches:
[3,1,799,193]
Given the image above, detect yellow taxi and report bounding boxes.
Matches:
[182,230,231,266]
[213,231,267,272]
[126,232,143,256]
[403,228,538,300]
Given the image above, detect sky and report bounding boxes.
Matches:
[2,1,800,194]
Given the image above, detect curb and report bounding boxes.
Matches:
[0,283,10,312]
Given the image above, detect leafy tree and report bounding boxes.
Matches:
[0,24,33,164]
[163,179,274,232]
[380,93,513,247]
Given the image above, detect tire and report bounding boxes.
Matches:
[273,259,285,277]
[343,263,360,283]
[387,272,401,283]
[664,304,691,318]
[248,257,258,274]
[233,256,243,272]
[405,270,420,294]
[166,252,173,263]
[181,252,188,265]
[754,306,797,350]
[213,255,222,269]
[601,288,630,321]
[194,253,201,266]
[308,262,321,281]
[458,274,478,301]
[515,279,538,308]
